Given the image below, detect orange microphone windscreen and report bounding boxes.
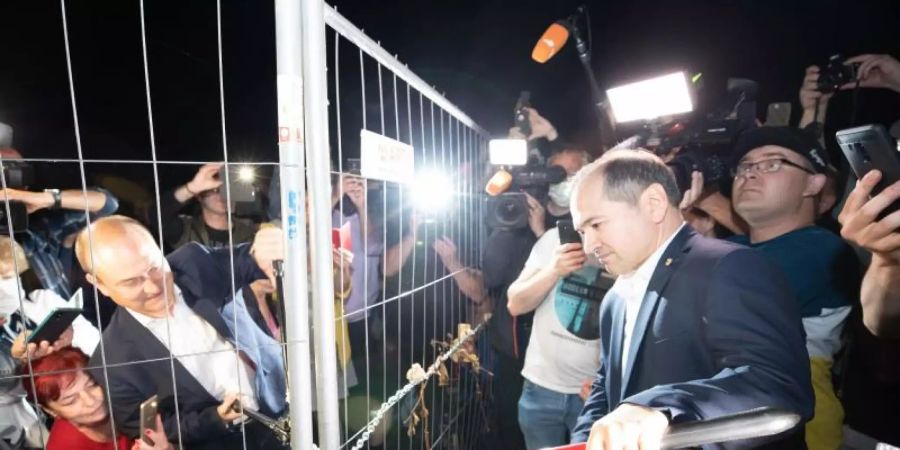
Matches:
[531,22,570,64]
[485,170,513,196]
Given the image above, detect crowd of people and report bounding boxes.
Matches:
[0,49,899,450]
[487,53,900,450]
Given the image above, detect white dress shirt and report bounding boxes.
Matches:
[127,287,259,410]
[609,223,685,367]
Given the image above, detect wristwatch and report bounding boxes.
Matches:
[44,189,62,210]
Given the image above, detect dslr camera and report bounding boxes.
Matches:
[817,54,860,94]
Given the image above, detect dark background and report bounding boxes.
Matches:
[0,0,898,190]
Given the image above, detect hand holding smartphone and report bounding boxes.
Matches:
[557,219,582,245]
[139,395,159,445]
[836,124,900,219]
[25,308,81,345]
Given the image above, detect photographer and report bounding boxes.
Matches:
[482,106,591,450]
[506,223,604,450]
[158,163,258,251]
[799,54,900,134]
[0,157,119,300]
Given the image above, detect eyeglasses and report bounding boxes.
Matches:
[732,158,816,178]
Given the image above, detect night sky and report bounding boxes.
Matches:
[0,0,898,190]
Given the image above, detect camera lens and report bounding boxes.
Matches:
[496,196,526,226]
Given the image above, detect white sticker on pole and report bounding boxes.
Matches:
[360,129,414,183]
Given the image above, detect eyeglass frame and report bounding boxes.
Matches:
[731,157,817,178]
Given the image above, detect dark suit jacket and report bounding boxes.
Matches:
[571,226,814,448]
[88,242,286,448]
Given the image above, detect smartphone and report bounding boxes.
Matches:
[331,222,352,251]
[26,308,81,345]
[557,219,582,245]
[765,102,792,127]
[514,91,532,137]
[139,395,159,445]
[345,158,362,175]
[836,124,900,219]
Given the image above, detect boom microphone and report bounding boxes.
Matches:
[531,21,570,64]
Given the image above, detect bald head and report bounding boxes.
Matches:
[75,215,157,275]
[77,216,174,318]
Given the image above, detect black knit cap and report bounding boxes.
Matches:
[731,126,830,174]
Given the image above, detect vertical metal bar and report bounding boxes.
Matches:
[273,0,315,448]
[406,82,416,450]
[358,45,373,450]
[376,62,388,449]
[332,27,351,445]
[299,0,342,446]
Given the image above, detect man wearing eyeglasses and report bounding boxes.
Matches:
[729,126,860,450]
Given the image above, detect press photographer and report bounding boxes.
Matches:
[482,103,592,449]
[800,53,900,138]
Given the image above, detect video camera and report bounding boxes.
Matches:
[484,141,566,229]
[636,77,759,194]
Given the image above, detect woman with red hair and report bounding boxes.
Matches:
[19,347,171,450]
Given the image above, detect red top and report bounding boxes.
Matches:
[46,418,133,450]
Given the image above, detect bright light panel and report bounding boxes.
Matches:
[606,72,693,123]
[489,139,527,166]
[412,170,454,213]
[237,166,255,183]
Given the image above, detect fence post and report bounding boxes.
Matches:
[300,0,343,448]
[273,0,317,448]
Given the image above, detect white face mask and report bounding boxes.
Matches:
[548,177,575,208]
[0,276,25,317]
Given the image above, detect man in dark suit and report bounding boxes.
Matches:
[568,150,813,449]
[75,215,287,450]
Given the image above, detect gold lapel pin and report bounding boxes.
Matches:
[665,258,673,266]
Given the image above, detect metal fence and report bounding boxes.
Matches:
[0,1,492,449]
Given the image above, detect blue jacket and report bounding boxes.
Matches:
[571,226,813,448]
[88,242,286,448]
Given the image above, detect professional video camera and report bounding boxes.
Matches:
[817,54,860,94]
[484,139,566,229]
[619,75,759,194]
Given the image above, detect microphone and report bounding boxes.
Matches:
[531,21,570,64]
[485,169,513,196]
